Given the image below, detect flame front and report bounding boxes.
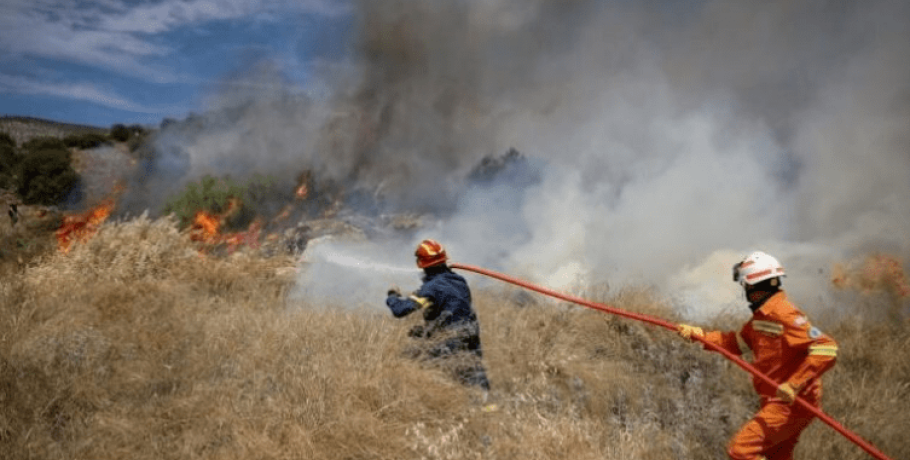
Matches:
[189,201,262,254]
[295,183,308,199]
[831,253,910,298]
[56,199,115,253]
[189,210,222,244]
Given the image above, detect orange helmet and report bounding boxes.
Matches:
[415,239,448,268]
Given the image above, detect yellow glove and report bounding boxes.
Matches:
[777,382,800,404]
[677,324,705,341]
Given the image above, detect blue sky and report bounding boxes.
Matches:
[0,0,353,127]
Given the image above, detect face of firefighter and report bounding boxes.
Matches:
[744,277,780,305]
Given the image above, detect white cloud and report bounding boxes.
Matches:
[0,74,182,114]
[0,0,350,81]
[99,0,258,33]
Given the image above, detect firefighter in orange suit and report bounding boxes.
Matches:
[678,251,838,460]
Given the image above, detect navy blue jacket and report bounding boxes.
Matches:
[386,266,479,338]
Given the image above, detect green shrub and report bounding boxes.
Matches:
[0,131,14,148]
[16,148,79,205]
[0,143,19,170]
[22,137,69,155]
[162,174,278,230]
[63,132,110,149]
[0,143,20,189]
[110,124,131,142]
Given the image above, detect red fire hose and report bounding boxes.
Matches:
[451,262,894,460]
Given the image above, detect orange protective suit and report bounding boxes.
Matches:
[702,291,838,460]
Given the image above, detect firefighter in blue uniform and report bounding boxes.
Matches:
[386,239,491,391]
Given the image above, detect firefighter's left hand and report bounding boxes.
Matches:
[776,382,799,404]
[677,324,704,341]
[387,286,401,297]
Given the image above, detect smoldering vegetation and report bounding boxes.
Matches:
[113,0,910,311]
[0,217,908,460]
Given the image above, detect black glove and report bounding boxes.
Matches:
[387,286,402,297]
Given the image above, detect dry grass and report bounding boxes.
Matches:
[1,216,908,459]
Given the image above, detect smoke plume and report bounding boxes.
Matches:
[131,0,910,319]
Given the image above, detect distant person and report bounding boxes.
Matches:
[677,251,838,460]
[8,203,18,227]
[386,239,491,391]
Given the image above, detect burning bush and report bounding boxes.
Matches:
[161,174,289,254]
[55,199,115,253]
[163,175,254,230]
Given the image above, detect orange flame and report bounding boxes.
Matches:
[222,219,263,253]
[295,171,311,201]
[56,199,115,253]
[188,200,263,254]
[831,253,910,298]
[189,210,222,244]
[295,183,308,200]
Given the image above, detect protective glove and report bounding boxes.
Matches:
[387,286,402,297]
[777,382,800,404]
[677,324,705,341]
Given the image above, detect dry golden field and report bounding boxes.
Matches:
[1,216,908,460]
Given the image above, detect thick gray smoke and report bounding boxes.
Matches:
[140,0,910,319]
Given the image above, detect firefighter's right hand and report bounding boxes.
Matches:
[677,324,705,341]
[387,286,401,297]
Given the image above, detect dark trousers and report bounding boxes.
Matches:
[407,332,490,391]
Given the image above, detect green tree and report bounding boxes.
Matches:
[22,136,69,154]
[16,148,79,205]
[0,143,20,189]
[110,124,131,142]
[0,131,14,148]
[63,132,110,149]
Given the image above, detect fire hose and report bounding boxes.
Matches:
[450,262,894,460]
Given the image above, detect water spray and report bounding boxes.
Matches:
[293,240,418,307]
[451,262,895,460]
[316,248,416,275]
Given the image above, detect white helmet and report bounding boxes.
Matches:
[733,251,786,286]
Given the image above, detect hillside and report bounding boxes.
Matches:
[0,116,109,146]
[0,117,908,460]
